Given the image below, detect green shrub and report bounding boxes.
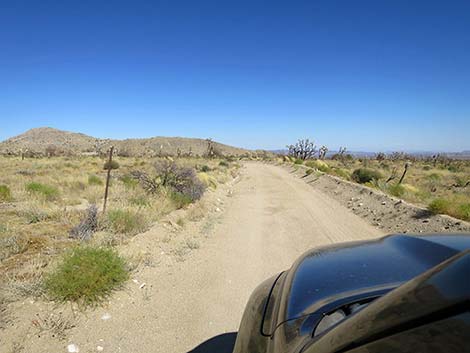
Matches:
[305,160,330,173]
[103,160,120,170]
[458,203,470,221]
[88,174,103,186]
[44,247,128,305]
[388,184,405,197]
[130,196,150,207]
[25,182,59,201]
[428,198,470,221]
[107,209,148,235]
[0,185,12,202]
[351,168,382,184]
[219,160,229,167]
[453,176,469,188]
[120,175,138,189]
[428,198,451,215]
[200,165,211,172]
[294,159,304,165]
[426,173,441,181]
[169,191,193,209]
[330,168,350,179]
[305,168,314,176]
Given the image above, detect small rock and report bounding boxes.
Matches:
[381,201,386,205]
[358,203,363,207]
[101,313,111,321]
[67,344,79,353]
[422,219,430,223]
[97,346,104,352]
[139,283,146,289]
[215,207,221,212]
[132,279,139,284]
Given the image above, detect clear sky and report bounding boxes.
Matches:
[1,1,469,152]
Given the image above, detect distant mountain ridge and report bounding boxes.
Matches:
[0,127,250,157]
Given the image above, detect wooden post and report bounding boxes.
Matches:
[103,146,114,213]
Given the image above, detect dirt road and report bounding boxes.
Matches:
[5,163,384,353]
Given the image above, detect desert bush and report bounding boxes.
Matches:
[0,185,12,202]
[351,168,382,184]
[305,160,330,173]
[70,205,98,241]
[70,180,86,192]
[88,174,103,186]
[294,159,304,165]
[120,175,138,189]
[106,209,148,235]
[25,182,59,201]
[458,203,470,221]
[103,160,120,170]
[330,168,350,179]
[387,184,406,197]
[169,191,193,209]
[197,172,218,189]
[200,165,211,172]
[129,196,150,207]
[426,173,441,181]
[305,168,314,176]
[154,160,206,201]
[219,160,229,167]
[452,176,470,188]
[21,206,49,224]
[0,235,28,261]
[428,198,451,215]
[44,247,128,305]
[428,198,470,221]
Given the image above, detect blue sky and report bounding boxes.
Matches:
[1,1,469,151]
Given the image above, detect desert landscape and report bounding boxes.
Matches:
[0,128,469,353]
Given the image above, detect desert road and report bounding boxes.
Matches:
[14,163,383,353]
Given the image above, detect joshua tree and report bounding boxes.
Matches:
[376,152,386,161]
[45,145,58,157]
[319,146,328,160]
[205,138,222,158]
[287,139,317,160]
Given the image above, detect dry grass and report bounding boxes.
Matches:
[0,155,238,302]
[290,157,470,221]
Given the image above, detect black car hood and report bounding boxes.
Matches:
[302,248,470,353]
[279,234,470,322]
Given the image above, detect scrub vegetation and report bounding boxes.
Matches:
[0,154,240,305]
[284,152,470,222]
[44,247,128,305]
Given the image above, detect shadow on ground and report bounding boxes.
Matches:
[187,332,237,353]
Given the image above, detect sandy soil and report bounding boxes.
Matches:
[1,163,384,353]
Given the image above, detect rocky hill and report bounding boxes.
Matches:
[0,127,250,157]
